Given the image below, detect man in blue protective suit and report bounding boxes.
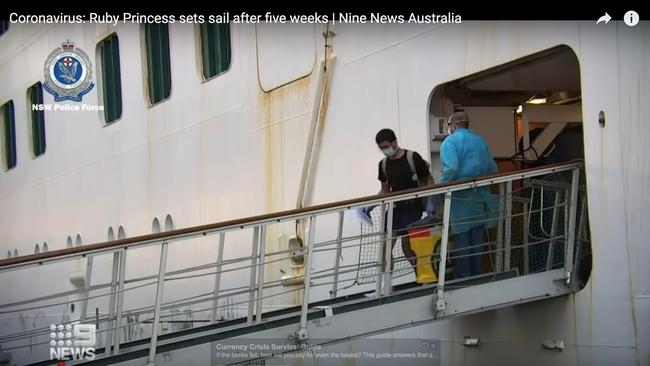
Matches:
[439,112,498,279]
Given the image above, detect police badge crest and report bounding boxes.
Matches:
[43,40,95,102]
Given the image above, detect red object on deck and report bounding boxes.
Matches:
[408,227,431,239]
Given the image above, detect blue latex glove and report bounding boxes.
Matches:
[354,206,376,226]
[362,205,378,216]
[425,199,435,216]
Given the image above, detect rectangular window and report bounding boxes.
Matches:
[98,33,123,123]
[1,100,17,170]
[0,20,9,36]
[144,24,172,105]
[200,24,231,80]
[27,82,46,156]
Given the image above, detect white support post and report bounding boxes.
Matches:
[383,202,395,297]
[564,168,580,285]
[331,210,344,299]
[247,227,260,325]
[435,192,452,312]
[105,251,120,352]
[210,232,225,324]
[146,242,169,366]
[79,255,93,323]
[496,183,505,273]
[375,203,386,297]
[112,249,127,354]
[546,192,561,271]
[255,226,267,324]
[298,216,316,341]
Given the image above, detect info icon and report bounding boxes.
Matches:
[623,11,640,27]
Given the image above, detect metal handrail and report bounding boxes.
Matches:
[0,160,583,271]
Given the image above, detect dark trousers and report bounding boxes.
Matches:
[453,225,485,278]
[384,204,423,266]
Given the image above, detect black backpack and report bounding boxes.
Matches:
[381,150,430,187]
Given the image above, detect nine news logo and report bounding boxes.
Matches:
[49,323,96,361]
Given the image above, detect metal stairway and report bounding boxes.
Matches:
[0,160,587,366]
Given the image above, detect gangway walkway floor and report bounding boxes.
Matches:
[28,271,526,365]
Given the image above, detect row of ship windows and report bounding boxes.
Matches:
[0,24,231,171]
[5,215,175,259]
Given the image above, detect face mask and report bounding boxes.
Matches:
[382,146,396,157]
[447,127,453,135]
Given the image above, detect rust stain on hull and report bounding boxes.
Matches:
[258,75,313,307]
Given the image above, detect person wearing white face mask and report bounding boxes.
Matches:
[373,128,435,268]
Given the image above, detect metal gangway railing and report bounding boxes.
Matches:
[0,160,587,365]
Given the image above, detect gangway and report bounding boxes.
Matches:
[0,160,588,365]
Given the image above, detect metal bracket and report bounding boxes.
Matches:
[314,306,333,318]
[542,340,564,351]
[297,328,309,341]
[435,298,447,312]
[463,337,481,347]
[553,271,572,287]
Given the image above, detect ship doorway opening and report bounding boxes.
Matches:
[427,45,591,289]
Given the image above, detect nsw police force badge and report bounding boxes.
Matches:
[43,40,95,102]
